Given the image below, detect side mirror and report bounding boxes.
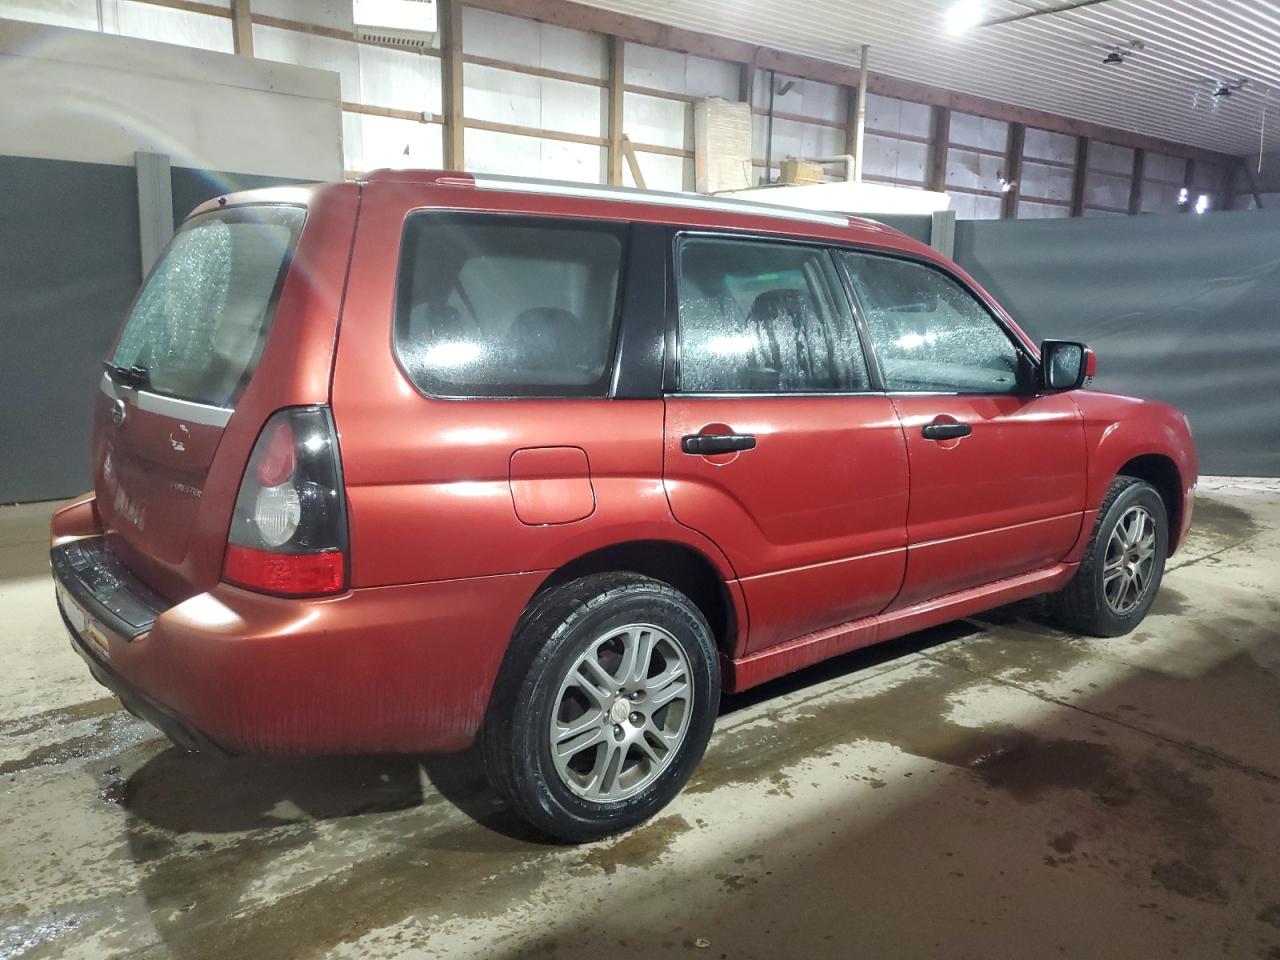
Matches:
[1040,339,1095,391]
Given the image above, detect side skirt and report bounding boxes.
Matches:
[722,562,1078,692]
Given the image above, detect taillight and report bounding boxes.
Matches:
[224,407,348,597]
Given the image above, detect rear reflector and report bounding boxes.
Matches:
[224,544,345,596]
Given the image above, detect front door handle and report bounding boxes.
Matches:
[681,433,757,455]
[921,422,972,441]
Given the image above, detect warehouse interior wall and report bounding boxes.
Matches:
[954,210,1280,477]
[0,20,341,503]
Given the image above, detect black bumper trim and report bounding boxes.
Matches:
[59,604,229,756]
[51,539,169,641]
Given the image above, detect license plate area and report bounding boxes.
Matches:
[58,581,112,660]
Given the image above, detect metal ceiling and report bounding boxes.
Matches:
[577,0,1280,158]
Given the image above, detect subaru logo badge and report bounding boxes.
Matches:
[111,398,127,427]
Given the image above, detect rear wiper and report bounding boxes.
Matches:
[103,360,151,391]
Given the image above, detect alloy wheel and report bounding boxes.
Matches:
[1103,504,1157,615]
[548,623,693,802]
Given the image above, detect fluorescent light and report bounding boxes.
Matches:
[945,0,984,34]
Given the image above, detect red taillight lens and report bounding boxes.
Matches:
[255,420,297,486]
[224,407,348,597]
[224,545,345,595]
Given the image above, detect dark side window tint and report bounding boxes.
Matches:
[676,237,869,393]
[842,252,1027,394]
[394,213,626,397]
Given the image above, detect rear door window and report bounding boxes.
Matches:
[676,236,869,393]
[111,205,304,408]
[395,213,626,397]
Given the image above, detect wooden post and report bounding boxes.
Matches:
[441,0,465,171]
[927,105,950,193]
[607,36,624,186]
[1001,122,1024,219]
[231,0,253,57]
[1070,136,1089,217]
[1128,148,1145,215]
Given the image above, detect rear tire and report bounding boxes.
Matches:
[1049,476,1168,637]
[482,572,720,843]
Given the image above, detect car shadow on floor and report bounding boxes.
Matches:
[119,613,994,843]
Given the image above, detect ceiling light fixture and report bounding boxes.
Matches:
[1211,78,1248,100]
[945,0,984,35]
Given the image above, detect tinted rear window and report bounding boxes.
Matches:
[111,205,305,407]
[395,213,626,398]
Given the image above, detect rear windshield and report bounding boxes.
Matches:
[394,213,626,398]
[110,205,305,408]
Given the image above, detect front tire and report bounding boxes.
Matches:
[482,573,720,843]
[1050,476,1168,637]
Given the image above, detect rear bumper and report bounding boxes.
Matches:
[60,602,227,754]
[51,535,543,755]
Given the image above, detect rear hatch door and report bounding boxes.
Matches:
[93,202,316,600]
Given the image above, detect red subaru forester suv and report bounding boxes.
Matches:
[51,170,1196,841]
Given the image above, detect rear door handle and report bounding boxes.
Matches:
[921,422,972,441]
[681,433,757,455]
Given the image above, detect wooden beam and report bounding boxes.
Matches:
[441,0,464,170]
[464,54,602,87]
[466,117,605,147]
[607,36,625,186]
[738,53,756,105]
[344,102,438,123]
[231,0,253,56]
[1070,136,1089,217]
[927,106,950,193]
[844,83,859,159]
[457,0,1235,168]
[1001,122,1024,219]
[622,135,646,188]
[1241,160,1266,209]
[1128,148,1145,215]
[1216,160,1238,211]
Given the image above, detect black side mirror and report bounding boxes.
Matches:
[1040,339,1094,391]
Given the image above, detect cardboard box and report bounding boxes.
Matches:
[779,158,826,185]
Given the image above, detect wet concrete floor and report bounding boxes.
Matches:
[2,480,1279,959]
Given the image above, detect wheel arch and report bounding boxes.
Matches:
[1117,454,1183,550]
[533,540,741,656]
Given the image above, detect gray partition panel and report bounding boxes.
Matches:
[0,155,142,503]
[0,157,315,503]
[170,166,313,227]
[954,211,1280,477]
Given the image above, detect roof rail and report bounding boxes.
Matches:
[362,168,859,229]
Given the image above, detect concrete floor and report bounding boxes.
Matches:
[2,481,1279,960]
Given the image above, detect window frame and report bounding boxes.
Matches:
[667,229,878,398]
[833,246,1040,397]
[391,210,631,400]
